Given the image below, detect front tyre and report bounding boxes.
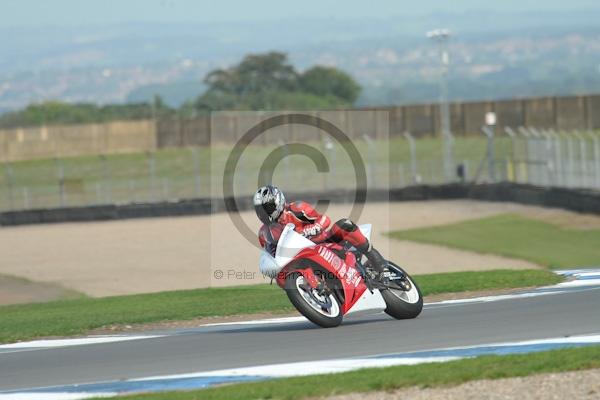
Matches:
[381,262,423,319]
[285,272,343,328]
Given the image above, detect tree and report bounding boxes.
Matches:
[300,66,361,103]
[196,52,361,111]
[204,51,298,96]
[0,100,175,128]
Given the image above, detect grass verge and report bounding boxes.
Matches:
[389,214,600,269]
[0,269,561,344]
[98,345,600,400]
[414,269,561,295]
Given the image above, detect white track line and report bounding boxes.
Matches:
[135,333,600,382]
[0,394,115,400]
[136,356,460,381]
[0,335,164,351]
[3,334,600,399]
[201,316,307,327]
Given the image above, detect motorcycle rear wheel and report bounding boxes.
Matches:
[381,262,423,319]
[285,271,343,328]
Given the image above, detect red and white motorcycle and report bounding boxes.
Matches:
[259,223,423,327]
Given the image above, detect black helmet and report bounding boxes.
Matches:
[253,185,285,224]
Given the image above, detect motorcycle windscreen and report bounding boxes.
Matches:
[358,224,372,242]
[275,223,315,268]
[259,250,280,278]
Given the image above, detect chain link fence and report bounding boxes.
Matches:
[1,126,597,213]
[0,136,485,212]
[478,127,600,190]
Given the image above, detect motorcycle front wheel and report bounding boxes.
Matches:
[285,271,343,328]
[380,262,423,320]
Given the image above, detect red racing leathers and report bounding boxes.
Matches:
[258,201,370,256]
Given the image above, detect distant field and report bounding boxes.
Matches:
[389,214,600,269]
[0,136,510,211]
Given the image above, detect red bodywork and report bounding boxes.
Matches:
[275,242,368,314]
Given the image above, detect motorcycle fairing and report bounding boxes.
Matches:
[260,222,386,316]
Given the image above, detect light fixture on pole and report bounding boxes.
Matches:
[427,28,454,181]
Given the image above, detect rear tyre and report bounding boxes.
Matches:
[285,271,343,328]
[381,262,423,319]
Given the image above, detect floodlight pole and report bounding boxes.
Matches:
[427,29,454,182]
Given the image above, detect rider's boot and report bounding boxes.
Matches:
[331,218,390,282]
[364,247,390,283]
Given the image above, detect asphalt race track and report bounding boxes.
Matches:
[1,270,600,399]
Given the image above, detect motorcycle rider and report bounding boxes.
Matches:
[253,184,389,279]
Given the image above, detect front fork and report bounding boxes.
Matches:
[296,267,320,289]
[294,268,333,308]
[297,268,333,297]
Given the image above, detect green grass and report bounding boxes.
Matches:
[0,285,292,344]
[0,268,560,344]
[414,269,561,295]
[389,214,600,269]
[98,345,600,400]
[0,136,509,211]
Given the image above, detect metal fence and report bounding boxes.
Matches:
[479,126,600,190]
[1,149,210,211]
[0,136,478,212]
[1,128,598,213]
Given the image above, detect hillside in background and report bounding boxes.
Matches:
[0,52,362,127]
[1,8,600,113]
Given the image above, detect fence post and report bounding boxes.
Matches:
[504,127,518,182]
[463,159,469,182]
[162,178,170,201]
[482,126,496,183]
[517,127,531,184]
[403,131,418,184]
[147,151,157,202]
[527,128,538,185]
[573,131,587,188]
[547,129,563,186]
[54,157,65,207]
[529,128,545,186]
[190,147,202,198]
[22,187,30,209]
[397,163,406,187]
[100,155,112,204]
[363,134,375,189]
[323,137,336,190]
[562,131,575,188]
[536,129,554,186]
[589,131,600,189]
[280,138,293,189]
[129,179,136,203]
[95,182,102,205]
[4,162,15,211]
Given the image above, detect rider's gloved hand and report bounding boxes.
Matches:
[302,223,322,238]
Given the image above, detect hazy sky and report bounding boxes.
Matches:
[4,0,600,27]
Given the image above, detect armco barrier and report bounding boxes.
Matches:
[467,184,600,214]
[1,183,598,226]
